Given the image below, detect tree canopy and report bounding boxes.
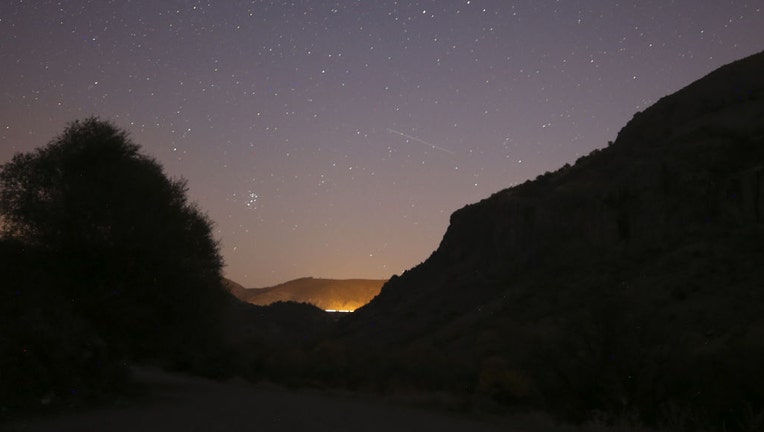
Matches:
[0,118,227,360]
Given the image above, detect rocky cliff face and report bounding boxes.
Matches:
[341,50,764,345]
[330,51,764,427]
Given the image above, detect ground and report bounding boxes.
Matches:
[5,368,516,432]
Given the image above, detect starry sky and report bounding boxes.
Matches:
[1,1,763,287]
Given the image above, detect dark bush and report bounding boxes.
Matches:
[0,118,230,414]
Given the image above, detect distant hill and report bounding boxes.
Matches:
[335,51,764,427]
[222,278,250,300]
[225,277,386,311]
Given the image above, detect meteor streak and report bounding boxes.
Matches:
[386,128,455,154]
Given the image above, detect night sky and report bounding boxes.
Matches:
[1,1,762,287]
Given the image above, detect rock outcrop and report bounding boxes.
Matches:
[342,50,764,343]
[333,51,764,427]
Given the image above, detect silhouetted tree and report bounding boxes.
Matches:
[0,228,132,416]
[0,118,226,361]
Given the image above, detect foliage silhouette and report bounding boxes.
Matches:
[0,118,227,367]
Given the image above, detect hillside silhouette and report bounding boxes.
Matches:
[0,119,231,417]
[329,50,764,429]
[226,277,386,311]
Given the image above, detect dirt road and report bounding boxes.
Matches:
[6,368,515,432]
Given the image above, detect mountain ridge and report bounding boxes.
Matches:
[225,277,386,311]
[328,50,764,426]
[343,49,764,340]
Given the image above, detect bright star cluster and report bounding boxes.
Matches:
[1,1,762,286]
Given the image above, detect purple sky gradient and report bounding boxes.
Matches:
[2,1,762,286]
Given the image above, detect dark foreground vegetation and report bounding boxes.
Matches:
[0,119,232,417]
[3,50,764,431]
